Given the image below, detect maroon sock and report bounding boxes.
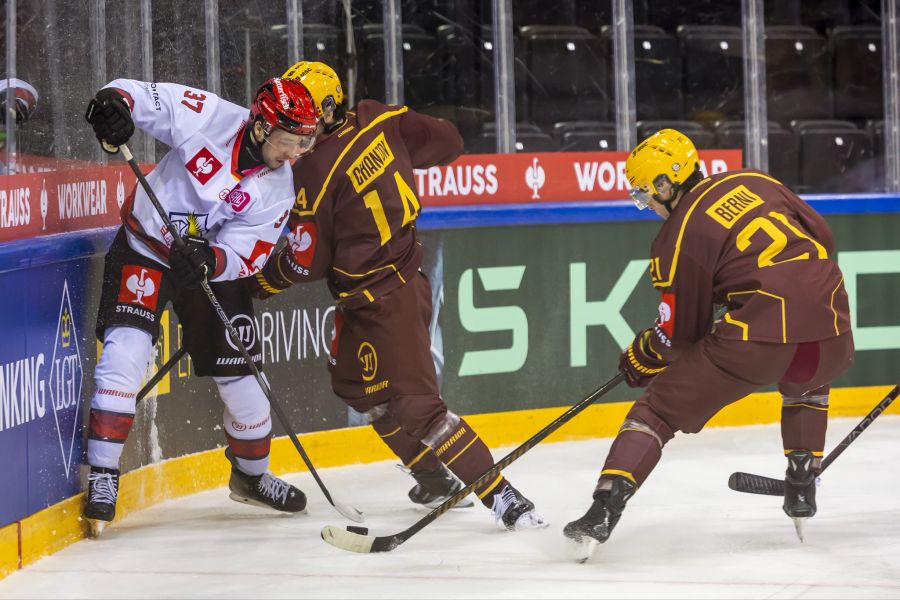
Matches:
[371,413,441,473]
[595,428,662,496]
[781,403,828,456]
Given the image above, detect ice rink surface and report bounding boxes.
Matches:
[2,417,898,599]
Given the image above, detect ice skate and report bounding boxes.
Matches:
[563,476,635,562]
[84,466,120,538]
[783,450,819,542]
[490,483,548,531]
[405,464,474,509]
[225,448,307,513]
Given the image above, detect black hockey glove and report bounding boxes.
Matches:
[168,236,216,290]
[246,249,294,300]
[618,328,668,388]
[85,88,134,152]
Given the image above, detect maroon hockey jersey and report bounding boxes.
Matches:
[275,100,463,306]
[648,169,851,359]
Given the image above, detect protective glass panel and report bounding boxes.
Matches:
[764,0,883,193]
[510,1,611,153]
[218,1,288,108]
[633,1,742,152]
[14,0,96,168]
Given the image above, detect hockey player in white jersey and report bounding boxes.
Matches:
[82,77,319,535]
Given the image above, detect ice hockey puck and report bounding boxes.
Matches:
[346,525,369,535]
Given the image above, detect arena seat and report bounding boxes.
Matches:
[765,26,831,123]
[677,25,744,121]
[648,1,742,32]
[600,25,682,121]
[474,127,560,153]
[715,121,799,189]
[551,122,617,152]
[831,26,883,121]
[359,24,441,108]
[791,120,875,193]
[517,25,609,126]
[637,120,715,149]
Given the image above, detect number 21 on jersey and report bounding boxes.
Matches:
[362,171,421,246]
[736,211,828,267]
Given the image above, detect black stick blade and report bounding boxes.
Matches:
[728,472,784,496]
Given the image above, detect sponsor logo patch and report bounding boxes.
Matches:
[239,239,275,277]
[166,212,209,240]
[288,222,317,268]
[525,157,546,199]
[656,292,676,338]
[274,208,289,229]
[186,147,223,185]
[219,184,252,212]
[225,313,257,352]
[358,341,377,382]
[49,281,84,477]
[118,266,162,310]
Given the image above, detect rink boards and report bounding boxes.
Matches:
[0,195,898,578]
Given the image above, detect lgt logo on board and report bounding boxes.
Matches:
[49,280,84,478]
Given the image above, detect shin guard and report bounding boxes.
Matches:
[88,327,153,469]
[425,415,506,507]
[781,392,828,458]
[368,405,441,473]
[217,375,272,476]
[596,419,664,494]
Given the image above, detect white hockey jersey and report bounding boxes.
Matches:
[107,79,294,281]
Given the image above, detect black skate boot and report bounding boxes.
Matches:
[225,448,307,513]
[490,483,548,531]
[84,466,120,538]
[563,475,636,562]
[406,464,474,509]
[783,449,819,542]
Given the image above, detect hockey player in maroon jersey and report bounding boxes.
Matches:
[82,77,318,535]
[250,61,546,531]
[564,129,854,559]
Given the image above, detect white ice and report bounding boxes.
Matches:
[2,417,899,599]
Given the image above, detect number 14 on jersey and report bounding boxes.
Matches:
[363,171,421,246]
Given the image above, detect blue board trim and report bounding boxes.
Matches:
[2,194,899,272]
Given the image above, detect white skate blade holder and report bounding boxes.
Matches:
[793,517,806,543]
[86,518,108,539]
[568,536,600,564]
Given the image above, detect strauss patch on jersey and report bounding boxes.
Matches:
[186,147,223,185]
[288,222,317,267]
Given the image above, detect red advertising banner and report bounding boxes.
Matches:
[0,164,142,244]
[414,150,743,206]
[0,150,742,244]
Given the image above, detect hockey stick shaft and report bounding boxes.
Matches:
[115,143,362,522]
[820,385,898,471]
[729,384,899,496]
[136,347,186,403]
[321,371,627,553]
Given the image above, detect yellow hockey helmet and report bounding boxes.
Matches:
[282,60,344,118]
[625,128,699,209]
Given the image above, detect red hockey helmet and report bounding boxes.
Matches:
[250,77,318,136]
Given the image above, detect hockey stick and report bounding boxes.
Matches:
[320,371,627,553]
[136,347,187,403]
[728,384,899,496]
[111,142,363,523]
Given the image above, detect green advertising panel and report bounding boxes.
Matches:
[439,214,900,415]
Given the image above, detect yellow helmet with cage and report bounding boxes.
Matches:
[625,128,699,210]
[282,60,344,119]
